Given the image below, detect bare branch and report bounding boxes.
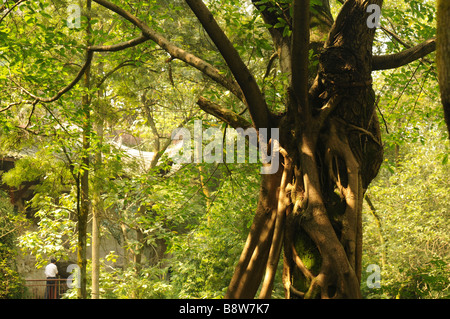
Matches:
[185,0,272,129]
[0,0,26,25]
[150,112,197,169]
[92,0,245,103]
[197,96,251,129]
[12,50,94,103]
[88,34,149,52]
[372,37,436,71]
[263,52,278,80]
[0,101,32,112]
[96,60,137,88]
[380,25,411,49]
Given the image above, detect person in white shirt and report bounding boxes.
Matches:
[45,258,58,299]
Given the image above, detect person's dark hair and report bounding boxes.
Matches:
[50,258,56,263]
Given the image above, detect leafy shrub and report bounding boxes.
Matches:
[0,191,26,298]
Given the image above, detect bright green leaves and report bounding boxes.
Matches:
[18,192,78,268]
[380,0,436,50]
[0,190,27,298]
[362,128,450,299]
[2,156,46,188]
[167,163,260,298]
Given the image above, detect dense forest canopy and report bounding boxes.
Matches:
[0,0,449,299]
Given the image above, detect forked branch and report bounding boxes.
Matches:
[92,0,245,103]
[12,50,94,104]
[88,34,149,52]
[184,0,272,130]
[197,97,251,129]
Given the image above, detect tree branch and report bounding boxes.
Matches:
[372,37,436,71]
[92,0,245,103]
[12,50,94,103]
[184,0,272,130]
[197,96,251,129]
[0,0,25,25]
[0,101,32,113]
[6,33,151,118]
[95,60,137,88]
[263,52,278,80]
[88,34,149,52]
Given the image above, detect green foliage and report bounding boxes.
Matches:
[61,254,175,299]
[168,163,260,298]
[362,128,450,299]
[2,155,47,189]
[99,261,174,299]
[18,191,78,267]
[0,191,26,298]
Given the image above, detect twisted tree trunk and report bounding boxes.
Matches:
[226,0,384,299]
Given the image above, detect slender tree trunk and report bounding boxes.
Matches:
[78,74,90,299]
[77,0,92,299]
[91,197,100,299]
[364,195,386,268]
[91,93,104,299]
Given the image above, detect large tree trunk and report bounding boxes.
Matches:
[226,0,383,299]
[437,0,450,137]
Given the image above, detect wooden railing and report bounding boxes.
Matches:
[24,279,69,299]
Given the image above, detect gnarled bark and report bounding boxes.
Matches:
[226,0,383,299]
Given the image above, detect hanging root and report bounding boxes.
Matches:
[280,121,363,299]
[325,120,364,278]
[259,147,293,299]
[227,120,365,299]
[291,243,314,281]
[225,152,284,299]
